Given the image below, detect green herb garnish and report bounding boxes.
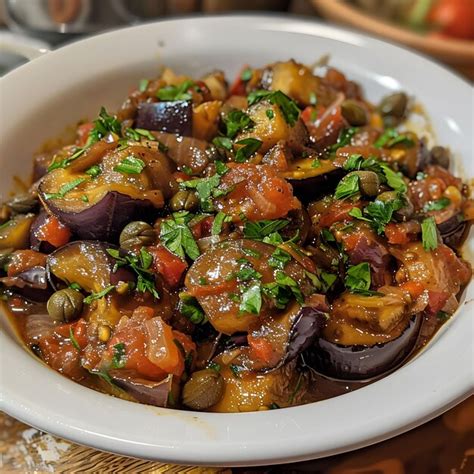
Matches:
[179,293,207,324]
[239,283,262,315]
[243,219,289,240]
[43,177,86,200]
[374,129,415,149]
[247,90,300,126]
[241,68,253,81]
[334,174,360,200]
[69,327,81,351]
[157,80,195,101]
[268,247,292,270]
[138,79,149,92]
[111,342,127,369]
[114,156,146,174]
[85,165,101,178]
[223,110,254,139]
[159,211,200,261]
[424,197,451,212]
[345,262,371,294]
[421,217,438,251]
[84,285,115,304]
[234,138,262,163]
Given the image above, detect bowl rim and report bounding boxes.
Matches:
[1,14,473,467]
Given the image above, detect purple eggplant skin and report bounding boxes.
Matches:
[109,370,178,407]
[136,101,193,137]
[47,241,135,291]
[438,214,470,249]
[288,168,344,203]
[285,307,327,364]
[0,266,52,302]
[46,191,156,243]
[311,315,422,381]
[30,211,56,254]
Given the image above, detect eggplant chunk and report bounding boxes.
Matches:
[47,241,135,326]
[136,101,193,136]
[185,239,314,335]
[260,60,335,107]
[280,158,344,203]
[39,142,176,241]
[151,131,212,175]
[311,315,422,381]
[109,371,179,408]
[438,214,469,249]
[0,265,51,302]
[236,101,309,155]
[234,303,327,372]
[0,214,36,250]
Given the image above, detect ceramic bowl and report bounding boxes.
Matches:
[0,15,472,467]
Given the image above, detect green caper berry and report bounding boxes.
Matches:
[182,369,225,410]
[119,221,155,250]
[169,190,199,212]
[47,288,84,322]
[378,92,408,119]
[347,170,380,197]
[341,100,368,126]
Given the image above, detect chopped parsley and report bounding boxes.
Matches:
[208,361,221,372]
[374,129,415,149]
[345,262,372,294]
[311,158,321,168]
[138,79,149,92]
[247,90,300,126]
[380,163,407,193]
[107,247,159,299]
[159,211,200,261]
[268,247,292,270]
[156,80,196,101]
[179,293,207,324]
[266,109,275,120]
[85,165,101,178]
[234,138,262,163]
[69,327,81,351]
[212,136,233,151]
[424,197,451,212]
[262,271,303,308]
[243,219,289,240]
[84,285,115,305]
[223,109,254,138]
[240,68,253,81]
[43,177,86,200]
[211,211,231,235]
[421,217,438,251]
[239,283,262,315]
[114,156,146,174]
[111,343,127,369]
[436,310,449,321]
[229,364,242,378]
[334,174,360,200]
[350,197,403,234]
[329,127,357,153]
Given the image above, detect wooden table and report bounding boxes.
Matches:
[1,397,473,473]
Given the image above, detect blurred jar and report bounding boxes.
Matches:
[2,0,199,43]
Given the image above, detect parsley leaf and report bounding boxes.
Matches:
[85,165,101,178]
[374,129,415,149]
[138,79,149,92]
[114,156,146,174]
[234,138,262,163]
[212,136,233,151]
[345,262,371,294]
[421,217,438,251]
[268,247,292,270]
[157,80,195,101]
[247,90,300,126]
[84,285,115,305]
[243,219,289,240]
[239,283,262,315]
[43,177,86,200]
[69,327,81,351]
[211,211,231,235]
[329,127,357,153]
[241,68,253,81]
[107,248,159,299]
[111,343,127,369]
[179,293,207,324]
[350,198,403,234]
[424,197,451,212]
[159,211,200,261]
[334,174,360,200]
[223,109,254,138]
[262,271,303,308]
[380,163,407,193]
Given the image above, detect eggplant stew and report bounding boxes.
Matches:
[1,60,472,412]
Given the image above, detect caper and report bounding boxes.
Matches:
[377,191,414,221]
[347,171,380,197]
[119,221,156,250]
[169,190,199,212]
[341,100,368,126]
[47,288,84,322]
[6,193,39,215]
[182,369,225,410]
[429,146,450,169]
[378,92,408,119]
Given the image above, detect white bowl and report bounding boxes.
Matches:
[0,15,473,467]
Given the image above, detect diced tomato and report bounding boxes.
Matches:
[173,171,192,182]
[76,122,94,147]
[306,106,345,149]
[400,281,425,300]
[384,223,412,245]
[149,245,187,288]
[319,201,360,228]
[427,290,450,315]
[191,216,214,239]
[188,279,238,298]
[55,319,89,349]
[7,250,47,277]
[34,214,71,248]
[428,0,474,40]
[301,105,326,124]
[229,66,249,96]
[247,335,274,365]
